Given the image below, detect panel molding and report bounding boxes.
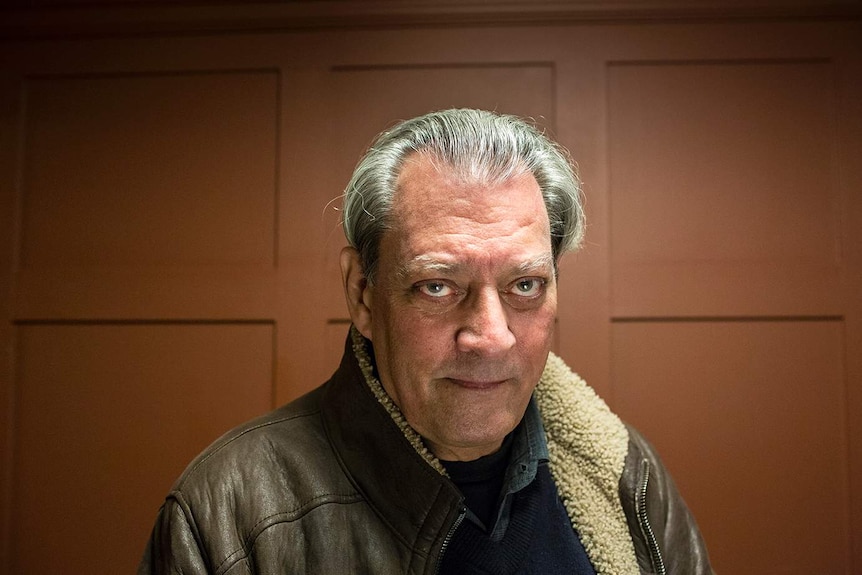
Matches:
[608,57,842,318]
[10,321,276,573]
[612,314,844,323]
[611,319,850,572]
[17,70,280,276]
[2,0,861,41]
[14,267,279,321]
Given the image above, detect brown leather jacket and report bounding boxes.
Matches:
[140,334,713,574]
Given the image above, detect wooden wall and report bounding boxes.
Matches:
[1,2,860,573]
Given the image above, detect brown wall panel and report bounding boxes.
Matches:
[15,266,279,321]
[840,49,862,575]
[20,71,278,268]
[11,322,274,574]
[612,319,849,574]
[609,60,841,318]
[0,76,20,575]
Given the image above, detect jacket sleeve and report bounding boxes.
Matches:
[138,495,211,575]
[620,426,716,575]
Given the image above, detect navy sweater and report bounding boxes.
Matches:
[438,462,596,574]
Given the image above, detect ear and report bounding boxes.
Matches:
[340,247,374,340]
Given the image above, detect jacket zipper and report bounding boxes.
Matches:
[636,459,667,575]
[434,506,466,575]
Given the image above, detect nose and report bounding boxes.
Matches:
[455,287,516,355]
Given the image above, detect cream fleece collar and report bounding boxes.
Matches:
[350,327,639,574]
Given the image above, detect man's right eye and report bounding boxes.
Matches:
[416,281,454,298]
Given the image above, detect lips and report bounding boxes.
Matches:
[447,378,508,390]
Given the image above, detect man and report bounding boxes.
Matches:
[140,109,713,574]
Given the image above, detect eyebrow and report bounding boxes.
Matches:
[514,254,556,275]
[396,253,555,281]
[396,256,460,281]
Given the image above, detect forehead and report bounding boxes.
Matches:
[393,152,547,219]
[381,153,552,269]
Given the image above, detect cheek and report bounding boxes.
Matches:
[515,318,555,355]
[513,296,557,337]
[396,317,450,362]
[378,307,443,366]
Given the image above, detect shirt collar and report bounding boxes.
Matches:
[502,394,549,495]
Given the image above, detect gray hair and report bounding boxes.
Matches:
[342,108,584,282]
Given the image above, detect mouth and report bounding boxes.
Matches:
[447,378,508,390]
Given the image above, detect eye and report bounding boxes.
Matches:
[508,277,545,298]
[416,281,455,298]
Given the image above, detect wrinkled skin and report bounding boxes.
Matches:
[341,152,557,461]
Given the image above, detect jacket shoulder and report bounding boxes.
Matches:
[168,383,358,533]
[176,385,327,488]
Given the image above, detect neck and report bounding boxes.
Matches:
[427,438,505,462]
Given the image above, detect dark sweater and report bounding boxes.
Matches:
[438,462,597,574]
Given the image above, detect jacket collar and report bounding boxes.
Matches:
[319,328,463,563]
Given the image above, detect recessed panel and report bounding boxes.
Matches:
[20,71,278,267]
[612,320,848,574]
[12,322,274,574]
[608,61,840,316]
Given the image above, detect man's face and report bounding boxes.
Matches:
[353,152,558,461]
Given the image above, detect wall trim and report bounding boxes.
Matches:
[2,0,861,40]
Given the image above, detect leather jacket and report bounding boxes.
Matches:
[140,332,713,574]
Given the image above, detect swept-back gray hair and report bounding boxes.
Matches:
[342,108,584,282]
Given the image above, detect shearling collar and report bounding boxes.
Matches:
[534,353,639,574]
